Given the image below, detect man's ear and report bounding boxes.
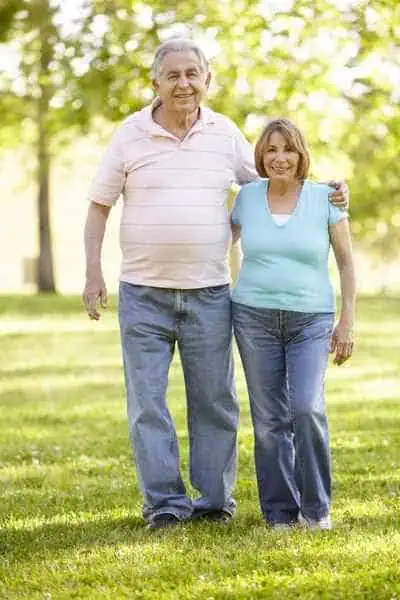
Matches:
[152,78,159,93]
[205,72,211,89]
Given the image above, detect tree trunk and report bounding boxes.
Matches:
[36,0,56,293]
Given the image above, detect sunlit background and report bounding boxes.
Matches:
[0,0,399,294]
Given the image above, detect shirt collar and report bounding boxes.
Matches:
[138,98,215,137]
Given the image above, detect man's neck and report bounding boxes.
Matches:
[153,104,200,139]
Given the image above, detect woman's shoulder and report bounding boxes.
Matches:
[303,180,331,210]
[304,180,331,197]
[240,179,266,195]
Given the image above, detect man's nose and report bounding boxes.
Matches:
[177,76,190,87]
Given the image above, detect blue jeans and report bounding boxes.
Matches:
[118,282,238,522]
[232,302,334,524]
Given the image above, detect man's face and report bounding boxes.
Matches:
[153,50,210,114]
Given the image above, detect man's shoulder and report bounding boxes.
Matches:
[115,105,153,137]
[203,108,242,135]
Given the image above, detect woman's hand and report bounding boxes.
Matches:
[330,319,354,365]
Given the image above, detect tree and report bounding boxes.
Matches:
[79,0,400,253]
[1,0,58,291]
[0,0,159,292]
[1,0,399,293]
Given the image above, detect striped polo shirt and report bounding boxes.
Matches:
[88,101,257,289]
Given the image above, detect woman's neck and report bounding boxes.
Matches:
[267,178,303,214]
[268,178,302,197]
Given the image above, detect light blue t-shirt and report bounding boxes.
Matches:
[231,179,347,312]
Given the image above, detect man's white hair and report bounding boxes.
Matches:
[151,38,209,80]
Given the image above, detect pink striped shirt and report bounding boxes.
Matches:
[88,102,257,288]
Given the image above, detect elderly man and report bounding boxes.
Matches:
[83,37,347,530]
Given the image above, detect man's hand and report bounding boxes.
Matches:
[329,320,354,366]
[82,276,108,320]
[327,180,349,210]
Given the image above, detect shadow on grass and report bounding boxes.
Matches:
[0,515,144,561]
[1,510,399,566]
[336,512,400,532]
[0,513,247,562]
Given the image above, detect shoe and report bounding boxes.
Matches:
[191,509,232,523]
[146,513,180,530]
[298,513,332,530]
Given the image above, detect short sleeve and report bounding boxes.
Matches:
[231,189,243,225]
[328,201,348,226]
[87,127,127,207]
[231,124,258,185]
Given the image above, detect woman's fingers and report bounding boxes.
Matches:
[333,340,354,365]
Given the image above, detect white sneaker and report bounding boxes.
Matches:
[298,513,332,530]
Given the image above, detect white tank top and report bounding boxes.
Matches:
[271,213,291,225]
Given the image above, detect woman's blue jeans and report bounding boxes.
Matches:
[233,302,334,524]
[119,282,238,522]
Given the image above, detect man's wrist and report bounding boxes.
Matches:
[85,267,103,281]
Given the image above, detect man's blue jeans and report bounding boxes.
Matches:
[119,282,238,522]
[232,302,334,524]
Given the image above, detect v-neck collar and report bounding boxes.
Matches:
[264,179,306,228]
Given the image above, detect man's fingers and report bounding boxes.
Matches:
[82,285,109,320]
[100,288,108,309]
[327,179,349,209]
[83,291,100,320]
[326,180,346,192]
[328,194,348,209]
[326,180,339,189]
[86,293,97,313]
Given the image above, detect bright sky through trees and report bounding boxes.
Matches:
[0,0,399,291]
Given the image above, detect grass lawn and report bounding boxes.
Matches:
[0,294,399,599]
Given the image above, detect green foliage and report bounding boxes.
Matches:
[0,294,399,598]
[0,0,399,250]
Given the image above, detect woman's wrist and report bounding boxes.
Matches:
[338,310,355,327]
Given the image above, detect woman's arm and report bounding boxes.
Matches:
[329,219,356,365]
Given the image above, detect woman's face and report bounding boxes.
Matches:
[263,131,300,183]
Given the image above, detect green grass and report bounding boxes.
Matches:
[0,295,399,599]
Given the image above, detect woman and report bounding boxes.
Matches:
[231,118,356,530]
